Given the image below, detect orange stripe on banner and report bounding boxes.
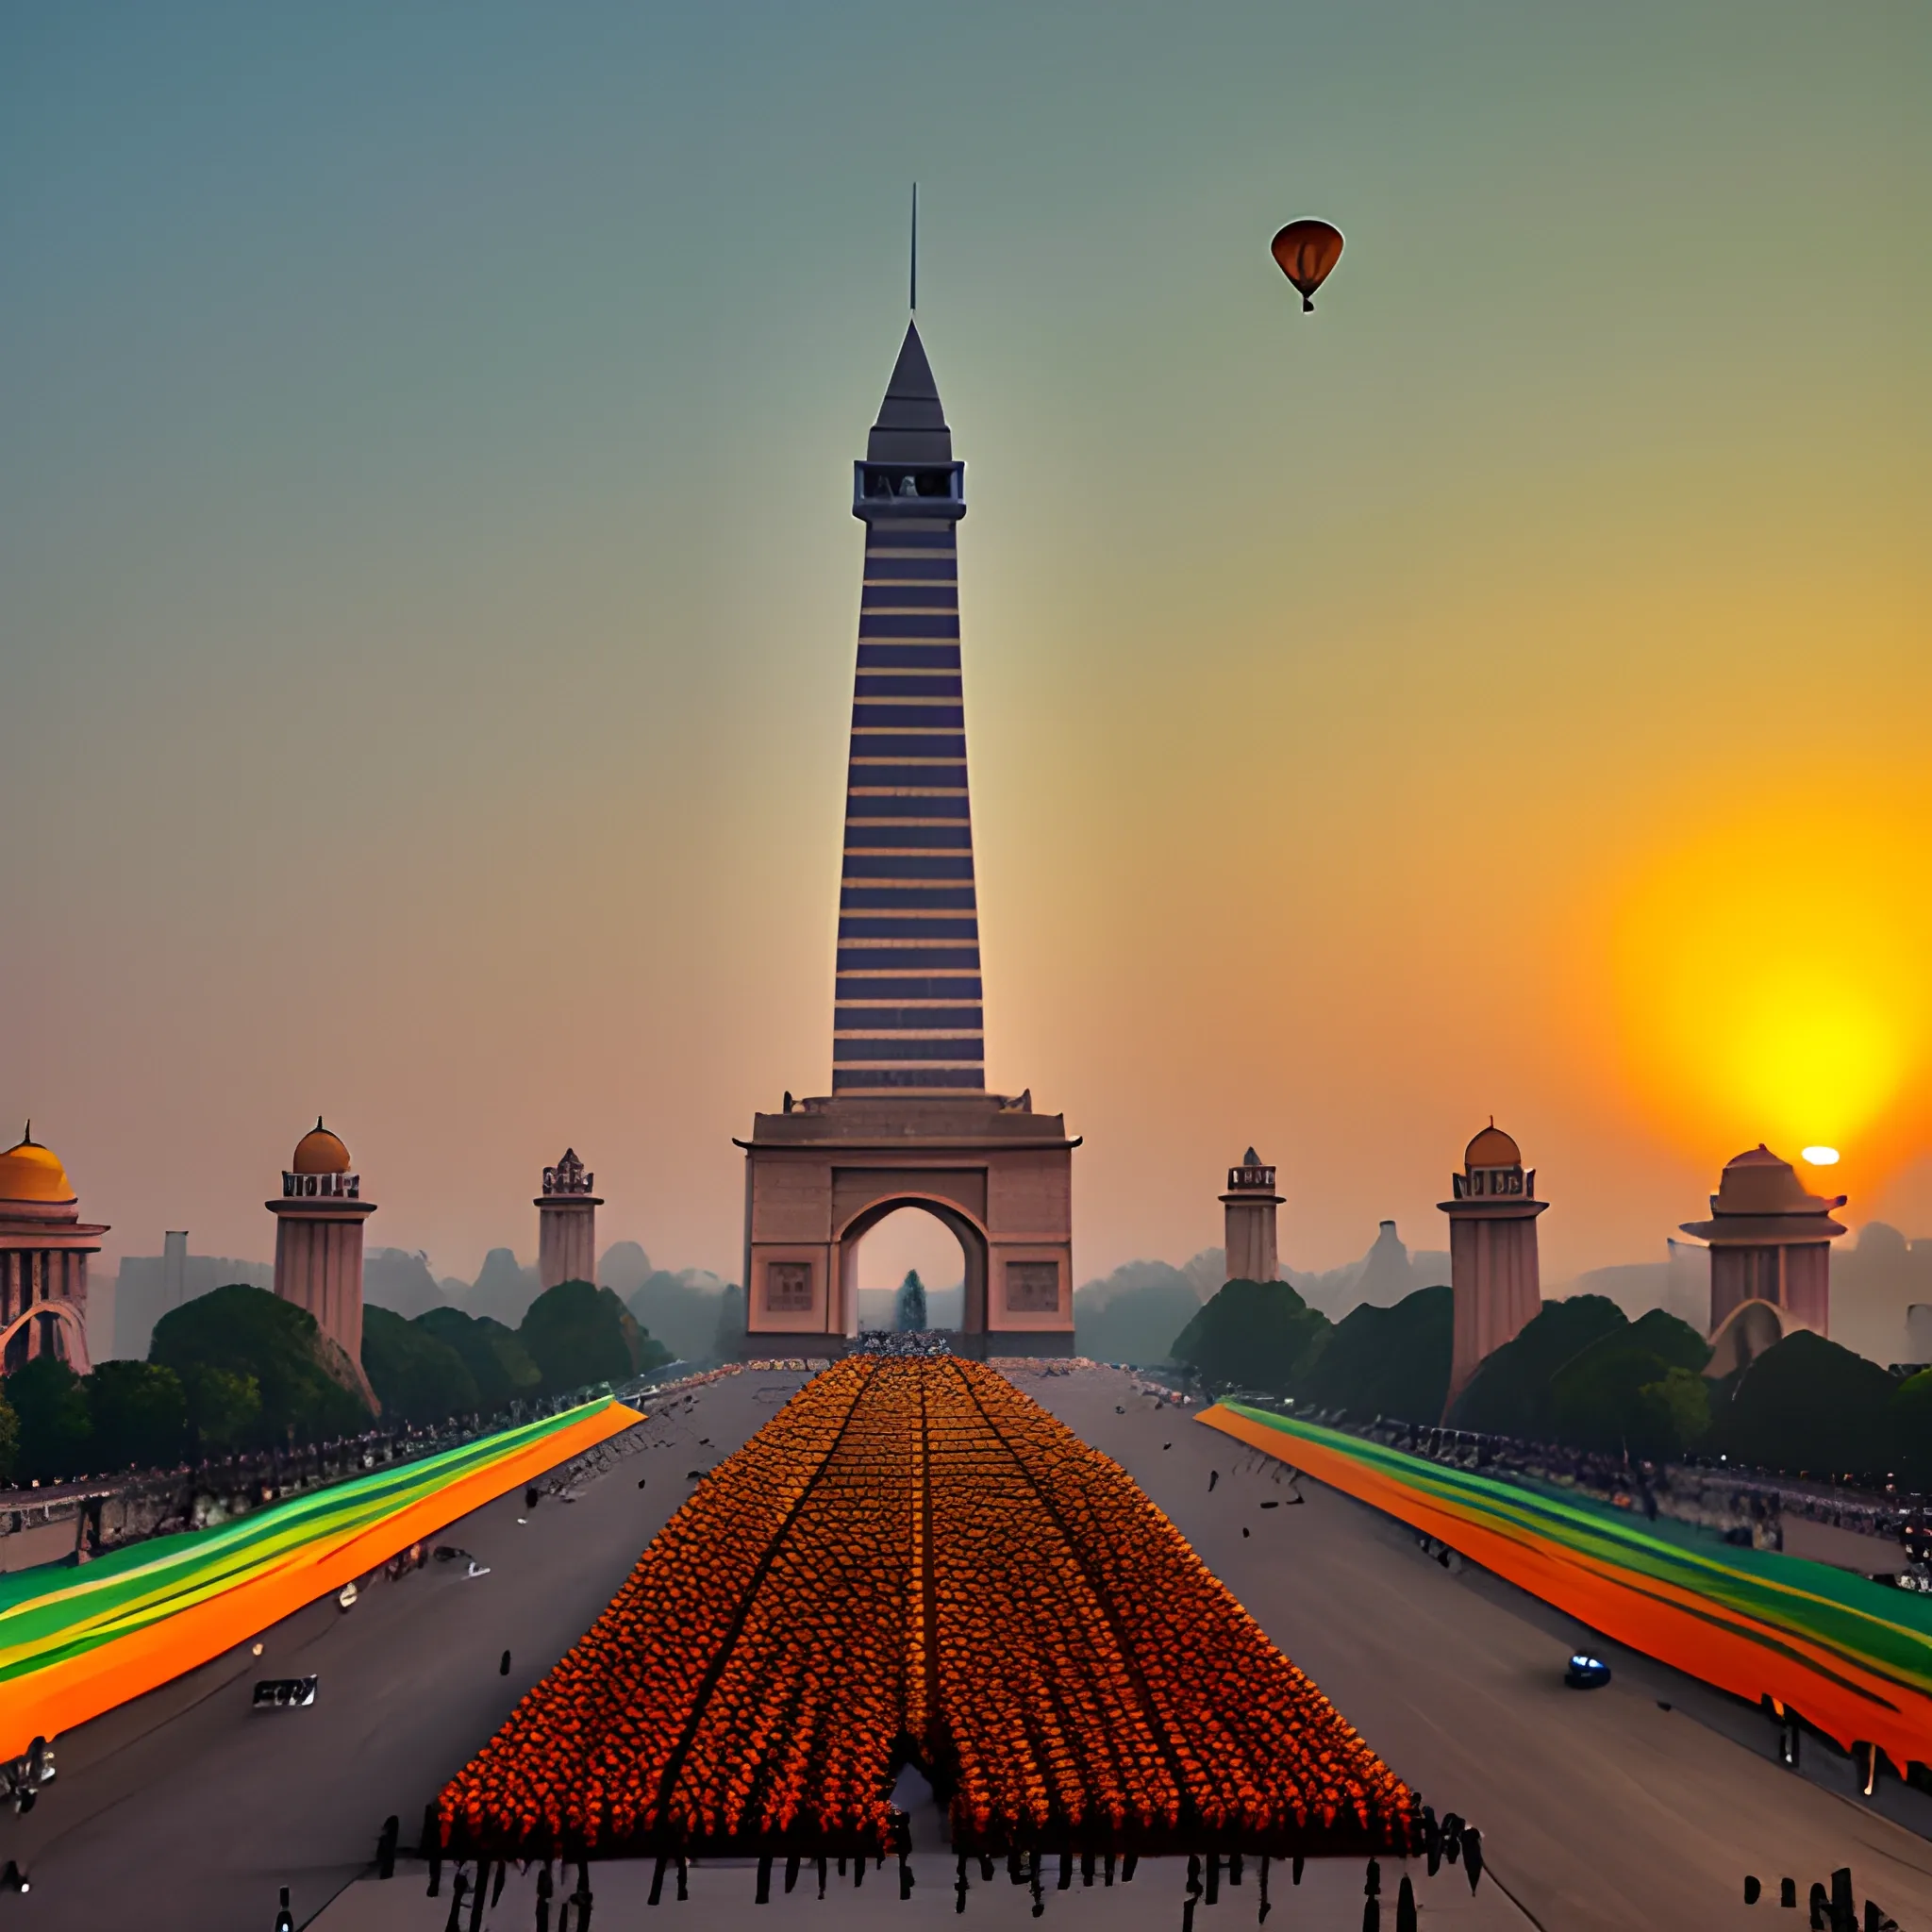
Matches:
[5,1401,640,1757]
[1200,1407,1932,1773]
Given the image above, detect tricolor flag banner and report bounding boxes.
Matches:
[0,1396,639,1757]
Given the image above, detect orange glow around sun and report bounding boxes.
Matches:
[1603,789,1932,1177]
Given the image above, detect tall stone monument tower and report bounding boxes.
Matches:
[738,320,1076,1355]
[537,1148,601,1291]
[268,1117,376,1404]
[1221,1149,1282,1283]
[1440,1122,1546,1408]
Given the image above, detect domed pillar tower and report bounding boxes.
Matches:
[1220,1149,1282,1283]
[0,1125,108,1377]
[537,1148,602,1291]
[1441,1122,1547,1409]
[1680,1145,1846,1337]
[268,1119,376,1403]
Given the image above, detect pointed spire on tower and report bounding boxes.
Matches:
[867,322,951,464]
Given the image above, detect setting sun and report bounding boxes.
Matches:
[1606,791,1932,1170]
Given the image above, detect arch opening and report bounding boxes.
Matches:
[836,1199,988,1338]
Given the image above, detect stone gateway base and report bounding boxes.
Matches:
[736,1093,1076,1353]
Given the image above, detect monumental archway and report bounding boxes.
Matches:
[738,1091,1075,1355]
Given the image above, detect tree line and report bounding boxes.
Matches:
[0,1277,671,1486]
[1167,1278,1932,1488]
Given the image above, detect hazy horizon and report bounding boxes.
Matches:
[5,5,1925,1295]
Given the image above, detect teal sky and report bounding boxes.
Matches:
[3,4,1925,1291]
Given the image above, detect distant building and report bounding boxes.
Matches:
[1220,1149,1282,1283]
[268,1117,375,1402]
[537,1148,601,1291]
[1440,1122,1547,1408]
[1680,1144,1846,1340]
[0,1124,108,1375]
[111,1236,274,1360]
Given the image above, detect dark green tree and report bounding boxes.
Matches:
[413,1306,542,1413]
[1546,1310,1713,1457]
[1720,1331,1897,1478]
[8,1355,94,1481]
[150,1283,371,1448]
[87,1360,189,1471]
[894,1270,929,1332]
[1171,1279,1331,1394]
[713,1282,745,1360]
[0,1379,16,1483]
[518,1280,669,1397]
[1447,1294,1628,1436]
[1297,1286,1454,1423]
[1890,1368,1932,1491]
[180,1364,262,1454]
[361,1306,479,1425]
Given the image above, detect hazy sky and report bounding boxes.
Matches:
[4,3,1926,1292]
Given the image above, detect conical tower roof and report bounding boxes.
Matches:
[866,321,952,465]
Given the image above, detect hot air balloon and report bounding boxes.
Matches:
[1271,219,1344,311]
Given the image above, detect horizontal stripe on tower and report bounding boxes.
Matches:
[836,1006,984,1030]
[856,644,960,671]
[845,797,972,822]
[841,824,974,850]
[838,916,979,940]
[838,946,981,972]
[835,1036,985,1061]
[846,763,969,791]
[841,854,974,881]
[836,974,983,999]
[834,1068,985,1091]
[861,585,956,609]
[853,704,965,729]
[858,615,960,640]
[855,674,963,699]
[864,529,955,550]
[848,732,967,758]
[840,886,977,910]
[864,553,956,576]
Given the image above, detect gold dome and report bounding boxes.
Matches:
[291,1117,352,1174]
[0,1125,77,1205]
[1464,1121,1523,1170]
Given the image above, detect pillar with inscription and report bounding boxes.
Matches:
[268,1118,376,1406]
[537,1148,602,1291]
[1221,1149,1282,1283]
[1440,1122,1547,1411]
[0,1125,108,1377]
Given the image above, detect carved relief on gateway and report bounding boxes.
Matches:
[765,1260,815,1314]
[1004,1260,1059,1314]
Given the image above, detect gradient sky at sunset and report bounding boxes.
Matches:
[4,3,1926,1293]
